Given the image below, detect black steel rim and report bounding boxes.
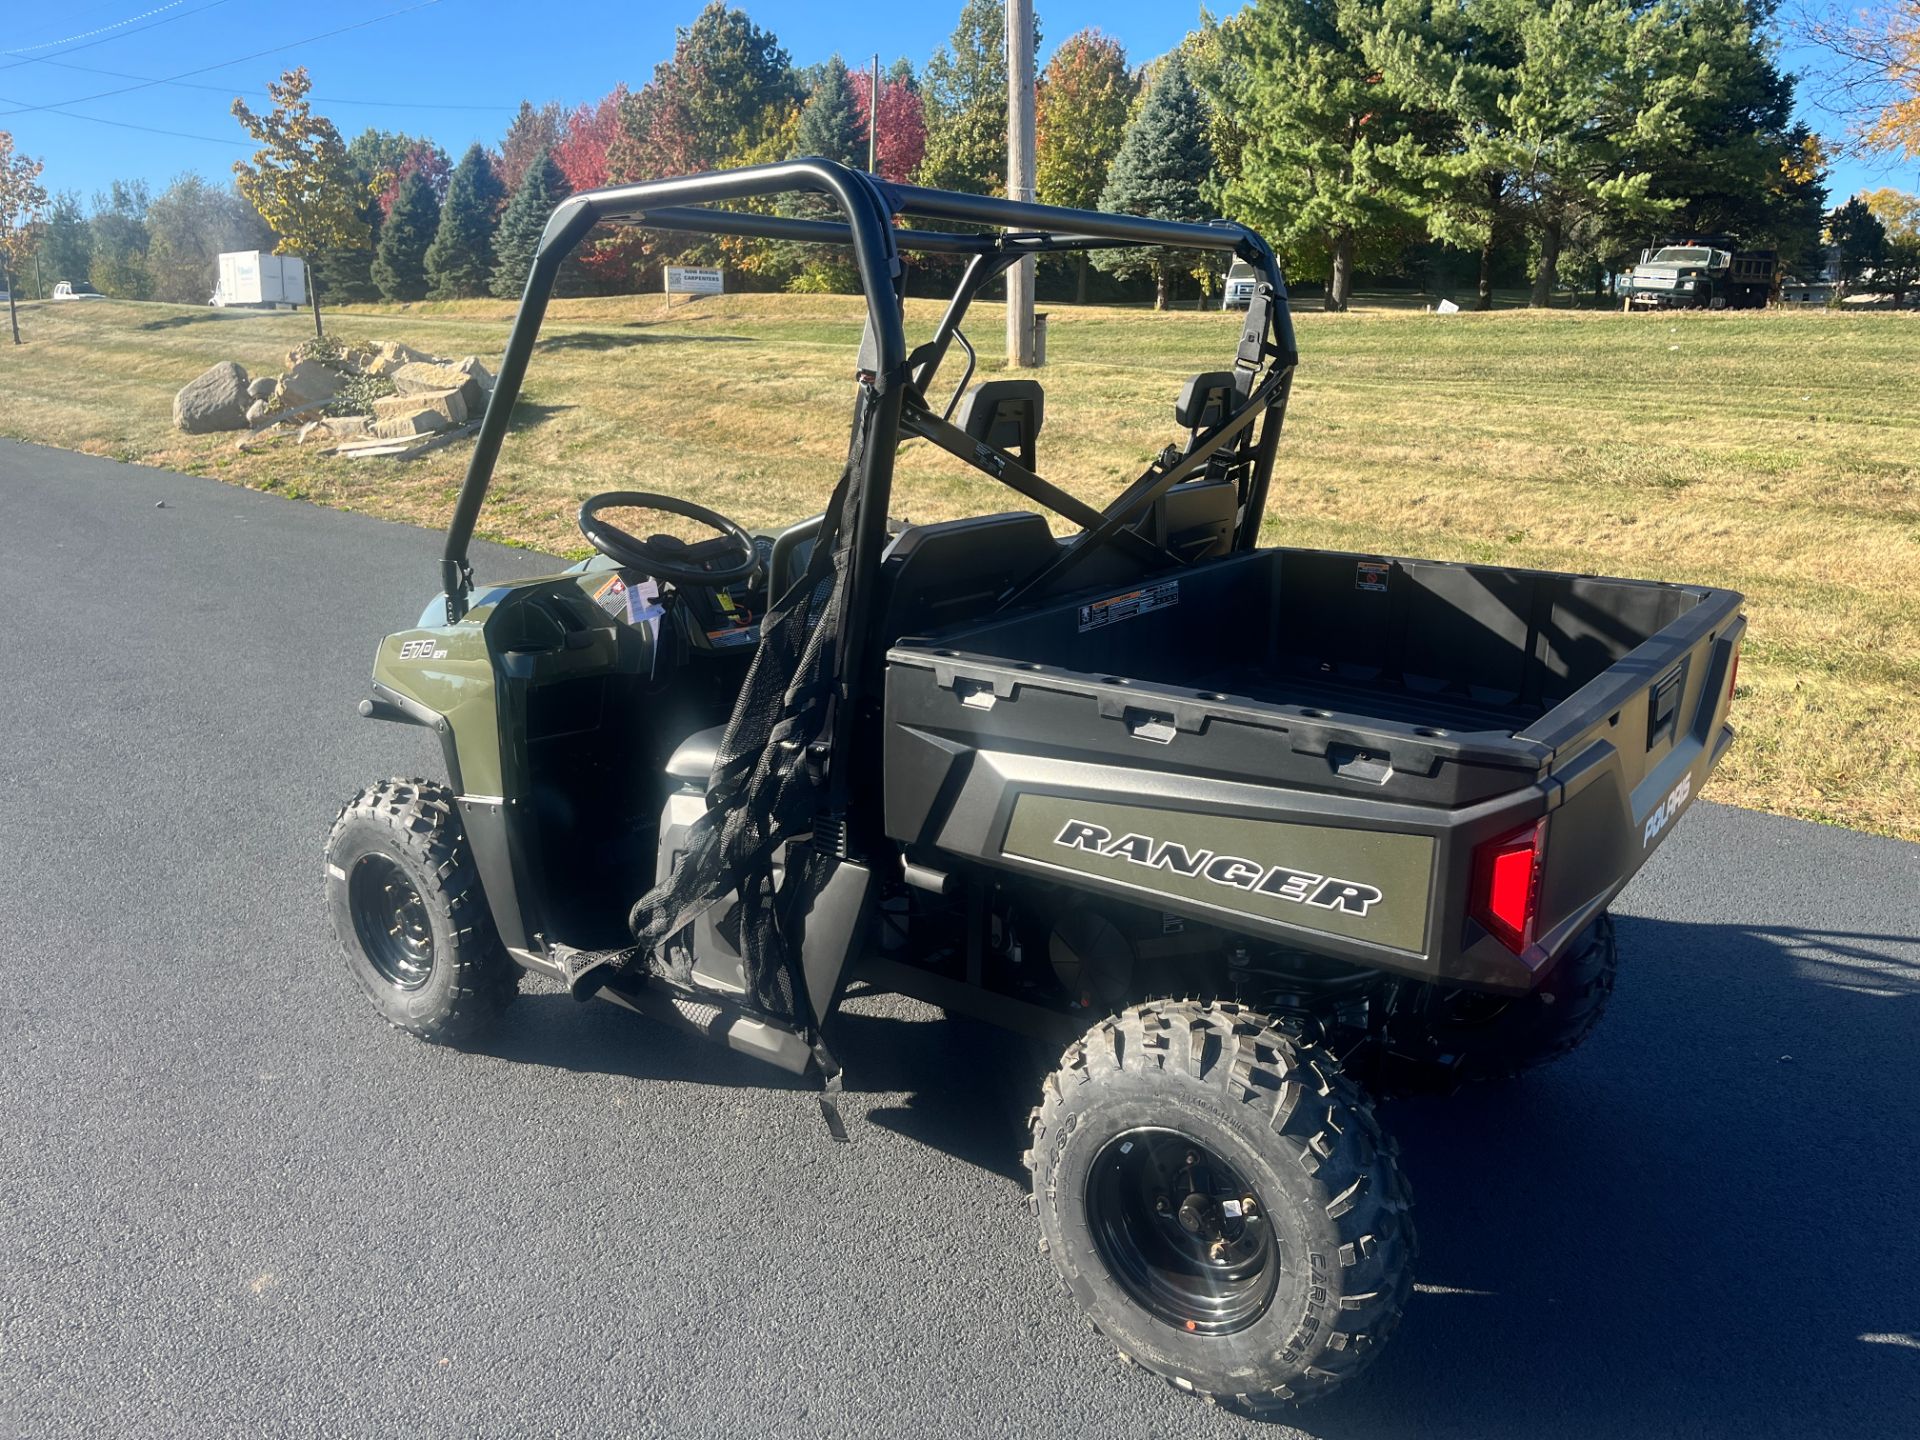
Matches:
[348,853,436,991]
[1085,1127,1279,1336]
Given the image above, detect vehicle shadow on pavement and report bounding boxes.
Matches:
[476,983,1042,1181]
[476,914,1919,1435]
[1296,912,1920,1440]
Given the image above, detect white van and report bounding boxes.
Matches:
[1222,259,1258,310]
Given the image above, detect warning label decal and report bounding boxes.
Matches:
[1076,579,1180,633]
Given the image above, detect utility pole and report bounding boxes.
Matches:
[1005,0,1036,367]
[868,54,880,174]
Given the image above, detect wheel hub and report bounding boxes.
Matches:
[348,853,436,991]
[1085,1128,1279,1335]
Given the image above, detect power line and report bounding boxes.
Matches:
[11,106,249,147]
[29,55,514,111]
[0,0,238,73]
[0,0,447,116]
[2,1,191,57]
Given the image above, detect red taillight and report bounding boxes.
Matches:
[1471,819,1547,954]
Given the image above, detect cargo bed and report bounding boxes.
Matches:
[884,545,1744,992]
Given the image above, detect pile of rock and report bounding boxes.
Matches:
[171,340,495,454]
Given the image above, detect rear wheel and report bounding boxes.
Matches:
[1027,1000,1415,1413]
[324,778,517,1044]
[1371,914,1617,1095]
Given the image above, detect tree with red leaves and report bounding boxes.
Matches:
[849,70,927,182]
[554,86,648,292]
[378,140,450,216]
[554,86,627,193]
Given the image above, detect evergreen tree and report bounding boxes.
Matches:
[497,100,565,193]
[1827,195,1888,293]
[425,144,505,299]
[795,55,862,166]
[313,190,381,304]
[1094,54,1214,309]
[609,3,800,181]
[372,170,439,301]
[1223,0,1431,311]
[491,146,570,299]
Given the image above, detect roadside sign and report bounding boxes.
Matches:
[665,266,724,298]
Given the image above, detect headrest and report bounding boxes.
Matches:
[1175,371,1238,431]
[954,379,1045,464]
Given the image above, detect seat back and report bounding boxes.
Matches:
[954,379,1045,469]
[1175,370,1239,438]
[879,511,1059,641]
[1137,479,1237,563]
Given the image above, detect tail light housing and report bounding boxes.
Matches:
[1471,819,1547,955]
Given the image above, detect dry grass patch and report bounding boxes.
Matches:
[2,294,1916,837]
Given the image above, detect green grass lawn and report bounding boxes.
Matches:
[3,292,1916,839]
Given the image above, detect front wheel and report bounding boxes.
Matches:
[1027,1001,1415,1414]
[324,778,517,1044]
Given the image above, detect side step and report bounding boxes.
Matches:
[594,970,816,1076]
[512,944,814,1075]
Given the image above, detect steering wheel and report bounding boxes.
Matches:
[578,491,760,589]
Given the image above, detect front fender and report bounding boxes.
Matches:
[369,623,502,797]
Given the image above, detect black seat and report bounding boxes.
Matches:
[1175,370,1238,437]
[880,511,1059,640]
[954,379,1045,469]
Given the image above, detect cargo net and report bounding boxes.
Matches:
[560,382,879,1033]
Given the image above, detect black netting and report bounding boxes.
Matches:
[606,382,880,1030]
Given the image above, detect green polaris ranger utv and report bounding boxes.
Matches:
[325,160,1744,1414]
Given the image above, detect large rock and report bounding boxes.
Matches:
[246,375,276,401]
[454,355,494,391]
[370,405,455,440]
[273,358,343,411]
[391,361,485,414]
[373,387,467,427]
[365,340,433,377]
[298,415,371,445]
[173,362,252,433]
[296,416,371,445]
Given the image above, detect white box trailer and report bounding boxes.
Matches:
[210,251,307,309]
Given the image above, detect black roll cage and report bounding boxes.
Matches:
[441,156,1297,630]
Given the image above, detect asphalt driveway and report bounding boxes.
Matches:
[2,440,1916,1438]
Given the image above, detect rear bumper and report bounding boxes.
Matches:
[884,624,1742,996]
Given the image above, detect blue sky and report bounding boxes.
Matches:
[1,0,1912,205]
